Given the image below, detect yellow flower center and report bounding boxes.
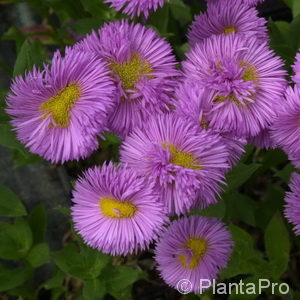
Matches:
[99,197,137,218]
[240,62,258,82]
[167,144,201,170]
[110,53,152,91]
[178,238,208,269]
[222,26,237,34]
[40,83,81,128]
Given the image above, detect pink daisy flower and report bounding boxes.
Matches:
[182,34,286,139]
[284,173,300,236]
[206,0,265,6]
[292,53,300,88]
[272,86,300,168]
[120,114,229,216]
[188,0,267,47]
[6,48,116,163]
[247,127,276,149]
[77,20,179,137]
[71,162,167,255]
[175,78,246,167]
[104,0,166,18]
[155,216,233,294]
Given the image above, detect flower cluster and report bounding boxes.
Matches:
[7,0,300,294]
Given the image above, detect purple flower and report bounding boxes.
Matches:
[206,0,265,6]
[247,127,276,149]
[6,48,116,163]
[77,20,179,137]
[104,0,165,18]
[292,53,300,88]
[71,162,167,255]
[182,34,286,139]
[120,114,229,216]
[188,0,267,47]
[284,173,300,236]
[272,86,300,168]
[154,216,233,293]
[175,79,246,168]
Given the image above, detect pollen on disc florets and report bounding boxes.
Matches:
[40,83,81,128]
[110,53,153,92]
[99,197,137,218]
[177,238,208,269]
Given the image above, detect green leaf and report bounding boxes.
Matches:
[293,0,300,17]
[13,40,46,77]
[12,149,42,167]
[50,287,67,300]
[226,163,261,191]
[283,0,293,8]
[169,0,192,25]
[0,185,27,217]
[99,133,121,149]
[0,264,31,292]
[0,124,40,166]
[148,4,170,35]
[0,124,26,155]
[191,199,226,219]
[28,204,47,244]
[255,185,285,230]
[53,244,111,279]
[45,0,86,21]
[174,43,189,60]
[261,149,287,170]
[221,225,269,279]
[102,265,145,296]
[264,212,291,279]
[288,15,300,52]
[268,19,295,67]
[26,243,50,268]
[275,164,296,183]
[0,218,33,260]
[43,269,65,290]
[71,18,104,35]
[223,192,257,226]
[82,278,106,300]
[80,0,114,19]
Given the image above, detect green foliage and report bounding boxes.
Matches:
[0,218,33,260]
[0,185,27,217]
[0,265,31,292]
[13,40,46,76]
[28,204,48,244]
[53,244,111,280]
[225,163,261,191]
[264,213,291,279]
[0,0,299,299]
[26,243,50,268]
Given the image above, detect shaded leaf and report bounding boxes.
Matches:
[0,185,27,217]
[28,204,47,244]
[13,40,46,76]
[44,269,65,290]
[26,243,50,268]
[0,264,31,292]
[264,213,291,279]
[226,163,261,191]
[223,192,257,227]
[102,265,145,296]
[82,278,106,300]
[53,244,111,279]
[0,218,33,260]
